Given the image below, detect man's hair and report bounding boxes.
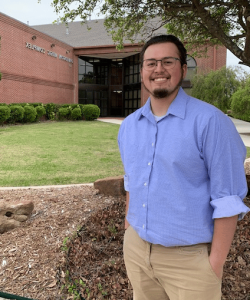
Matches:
[140,35,187,67]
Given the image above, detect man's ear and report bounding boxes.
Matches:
[140,70,143,82]
[182,64,188,79]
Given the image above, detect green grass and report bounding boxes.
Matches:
[247,147,250,159]
[0,121,124,187]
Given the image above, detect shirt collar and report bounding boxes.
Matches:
[139,87,188,121]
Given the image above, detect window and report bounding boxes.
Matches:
[123,54,141,116]
[78,57,109,84]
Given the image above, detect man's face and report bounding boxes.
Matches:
[141,42,187,100]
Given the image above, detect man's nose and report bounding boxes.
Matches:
[154,60,165,72]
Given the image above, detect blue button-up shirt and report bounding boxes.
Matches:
[118,88,249,247]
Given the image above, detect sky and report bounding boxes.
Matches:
[1,0,249,74]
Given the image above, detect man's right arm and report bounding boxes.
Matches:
[125,191,130,229]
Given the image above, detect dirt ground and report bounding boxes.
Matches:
[0,185,116,299]
[0,186,249,300]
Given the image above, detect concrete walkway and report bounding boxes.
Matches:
[229,117,250,147]
[97,117,250,147]
[97,118,124,125]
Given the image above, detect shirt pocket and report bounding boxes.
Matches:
[178,244,205,255]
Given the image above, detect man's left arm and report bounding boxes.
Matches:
[203,111,250,278]
[209,215,238,279]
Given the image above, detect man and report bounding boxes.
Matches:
[118,35,250,300]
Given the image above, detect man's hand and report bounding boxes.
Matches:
[210,215,238,280]
[209,256,223,280]
[125,219,130,230]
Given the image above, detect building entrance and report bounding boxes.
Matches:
[78,54,141,117]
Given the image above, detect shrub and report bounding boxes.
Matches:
[71,107,82,120]
[60,104,73,109]
[8,105,24,123]
[0,106,10,124]
[23,105,37,123]
[35,105,46,121]
[16,103,29,107]
[78,104,85,117]
[58,107,71,120]
[191,66,240,113]
[71,104,81,110]
[31,103,43,108]
[82,104,100,121]
[45,103,57,120]
[231,79,250,122]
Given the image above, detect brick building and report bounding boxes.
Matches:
[0,13,226,117]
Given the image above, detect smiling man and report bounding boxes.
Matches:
[118,35,250,300]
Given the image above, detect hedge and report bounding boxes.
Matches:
[0,103,100,124]
[82,104,100,121]
[0,106,11,124]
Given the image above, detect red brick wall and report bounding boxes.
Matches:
[0,13,77,105]
[0,13,227,108]
[195,45,227,73]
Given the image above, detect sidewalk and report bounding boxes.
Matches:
[97,117,124,125]
[97,117,250,147]
[230,117,250,147]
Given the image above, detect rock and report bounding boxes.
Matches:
[244,158,250,175]
[0,200,34,234]
[94,175,126,197]
[244,158,250,195]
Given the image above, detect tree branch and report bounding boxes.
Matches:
[229,34,246,40]
[192,0,245,61]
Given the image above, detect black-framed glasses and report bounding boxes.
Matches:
[142,57,181,71]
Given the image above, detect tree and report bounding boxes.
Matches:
[191,66,241,112]
[231,77,250,121]
[50,0,250,68]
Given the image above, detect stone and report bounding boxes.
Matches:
[244,158,250,175]
[244,158,250,195]
[94,175,126,197]
[0,200,34,234]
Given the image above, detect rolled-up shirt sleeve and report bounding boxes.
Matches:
[123,174,129,191]
[203,111,249,220]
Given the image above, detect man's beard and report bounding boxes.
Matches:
[143,73,184,99]
[153,88,170,99]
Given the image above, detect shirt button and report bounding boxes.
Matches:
[143,204,145,207]
[148,162,151,166]
[143,224,145,229]
[144,182,147,186]
[152,143,154,147]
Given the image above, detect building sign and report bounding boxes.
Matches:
[26,42,45,54]
[59,55,73,63]
[47,51,57,58]
[25,42,73,64]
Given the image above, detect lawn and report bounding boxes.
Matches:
[0,121,124,187]
[0,120,249,187]
[246,147,250,159]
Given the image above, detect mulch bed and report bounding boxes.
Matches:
[59,197,250,300]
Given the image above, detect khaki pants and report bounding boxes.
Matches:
[123,226,222,300]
